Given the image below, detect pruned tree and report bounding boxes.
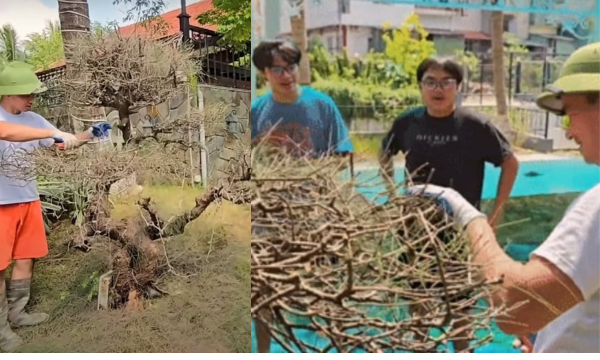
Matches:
[59,30,197,143]
[0,26,250,308]
[0,108,250,308]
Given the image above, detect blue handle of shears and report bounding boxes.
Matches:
[53,137,64,143]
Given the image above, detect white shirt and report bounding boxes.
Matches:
[0,106,56,205]
[531,183,600,353]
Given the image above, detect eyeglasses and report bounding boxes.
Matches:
[421,78,457,91]
[268,64,298,76]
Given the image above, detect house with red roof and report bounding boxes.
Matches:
[37,0,250,90]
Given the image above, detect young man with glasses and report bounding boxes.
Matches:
[251,39,353,353]
[379,57,519,352]
[380,57,519,229]
[251,39,353,158]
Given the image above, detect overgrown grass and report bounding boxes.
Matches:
[483,193,579,246]
[11,185,250,353]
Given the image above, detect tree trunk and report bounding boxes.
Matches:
[58,0,91,133]
[290,1,311,85]
[490,11,513,140]
[57,0,91,57]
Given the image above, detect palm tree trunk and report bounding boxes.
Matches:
[57,0,94,133]
[490,11,513,139]
[290,1,311,85]
[57,0,91,57]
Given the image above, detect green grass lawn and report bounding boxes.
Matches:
[483,193,579,247]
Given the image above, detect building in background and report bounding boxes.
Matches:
[268,0,591,58]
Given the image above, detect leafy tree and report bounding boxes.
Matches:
[196,0,250,49]
[0,24,25,70]
[24,21,64,71]
[381,13,436,84]
[112,0,166,24]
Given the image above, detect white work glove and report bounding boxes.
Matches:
[406,184,486,229]
[52,130,79,150]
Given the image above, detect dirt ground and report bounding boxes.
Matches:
[9,185,250,353]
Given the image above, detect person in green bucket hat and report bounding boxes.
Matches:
[406,42,600,353]
[0,62,82,145]
[0,61,112,352]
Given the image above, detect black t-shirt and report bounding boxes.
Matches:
[381,106,512,209]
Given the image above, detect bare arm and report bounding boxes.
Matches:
[490,154,519,228]
[465,218,583,335]
[0,121,55,142]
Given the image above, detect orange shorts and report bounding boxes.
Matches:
[0,200,48,271]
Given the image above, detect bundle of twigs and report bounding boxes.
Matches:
[61,32,195,111]
[251,148,505,353]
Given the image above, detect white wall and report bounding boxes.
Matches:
[308,28,342,53]
[306,0,342,29]
[341,0,413,28]
[418,9,483,32]
[345,26,374,56]
[278,0,342,34]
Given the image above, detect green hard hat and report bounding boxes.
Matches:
[536,42,600,114]
[0,61,47,96]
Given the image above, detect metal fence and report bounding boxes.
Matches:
[189,25,251,90]
[460,51,569,106]
[342,103,563,140]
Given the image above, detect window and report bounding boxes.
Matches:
[503,18,511,32]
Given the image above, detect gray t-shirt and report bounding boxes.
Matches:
[0,105,57,205]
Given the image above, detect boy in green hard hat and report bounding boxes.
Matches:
[0,62,78,145]
[0,61,112,352]
[407,42,600,352]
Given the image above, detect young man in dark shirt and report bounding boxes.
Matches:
[379,57,519,228]
[379,57,519,352]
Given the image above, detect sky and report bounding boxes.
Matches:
[0,0,186,39]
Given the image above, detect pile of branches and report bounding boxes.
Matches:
[0,114,251,307]
[251,149,505,353]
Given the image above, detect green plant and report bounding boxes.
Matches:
[81,270,100,301]
[38,177,93,229]
[381,13,436,84]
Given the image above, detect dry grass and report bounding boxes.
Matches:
[11,185,250,353]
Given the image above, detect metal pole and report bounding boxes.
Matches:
[479,54,483,105]
[508,51,513,109]
[251,0,257,101]
[178,0,190,43]
[515,61,521,94]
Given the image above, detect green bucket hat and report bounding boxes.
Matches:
[0,61,47,96]
[536,42,600,115]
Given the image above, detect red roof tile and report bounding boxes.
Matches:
[36,59,66,74]
[462,31,491,41]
